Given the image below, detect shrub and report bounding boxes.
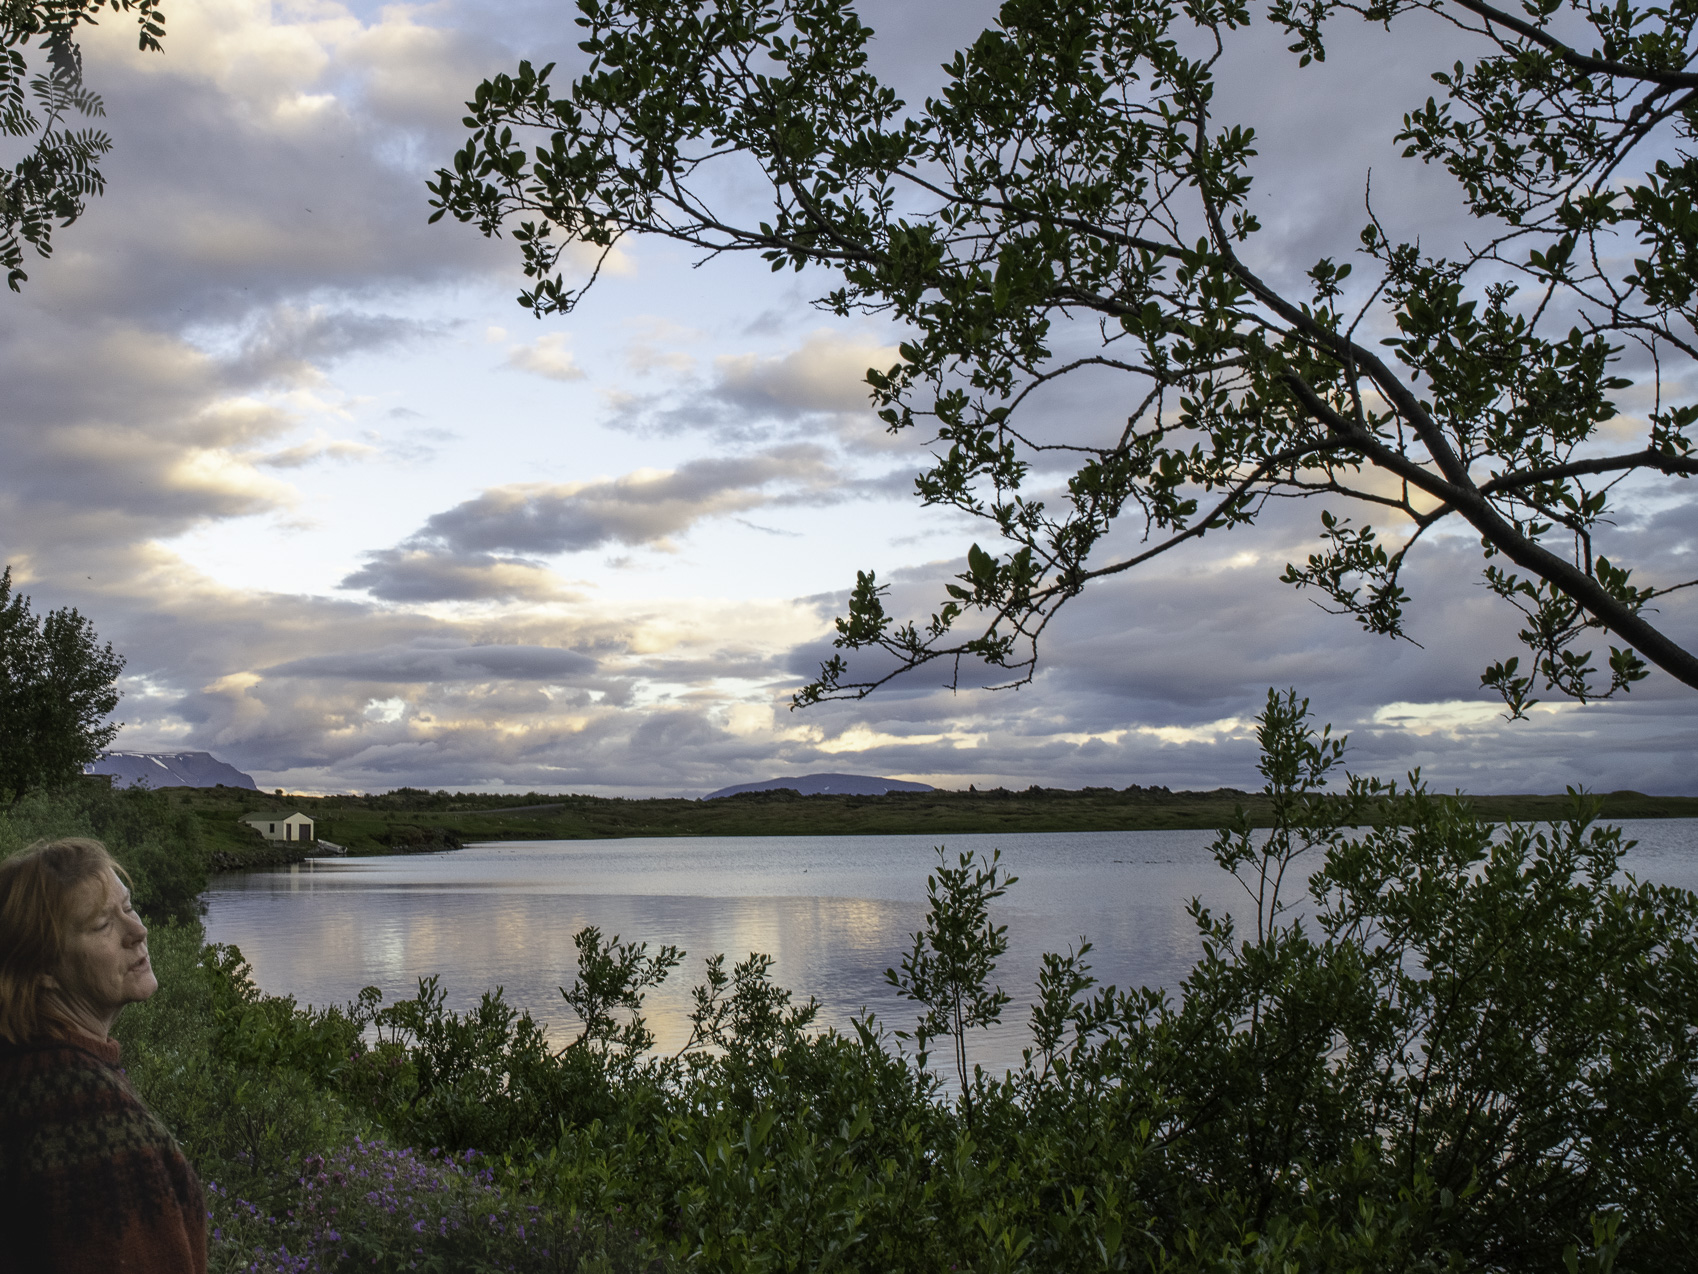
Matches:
[207,1139,655,1273]
[0,782,209,919]
[115,923,367,1208]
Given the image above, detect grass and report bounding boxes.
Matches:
[165,782,1698,863]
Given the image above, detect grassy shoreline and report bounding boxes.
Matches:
[166,782,1698,865]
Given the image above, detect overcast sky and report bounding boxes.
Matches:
[2,0,1694,797]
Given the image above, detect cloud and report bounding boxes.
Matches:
[79,571,837,791]
[623,317,702,374]
[712,330,898,417]
[505,333,588,382]
[265,641,597,683]
[603,328,909,450]
[338,550,578,602]
[0,317,299,546]
[217,307,448,387]
[32,507,1695,799]
[257,434,380,468]
[0,0,526,599]
[338,5,510,130]
[404,446,841,557]
[766,481,1698,796]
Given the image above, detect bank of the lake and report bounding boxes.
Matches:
[171,781,1698,865]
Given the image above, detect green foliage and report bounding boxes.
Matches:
[0,0,164,288]
[0,566,126,805]
[886,846,1015,1095]
[112,922,367,1210]
[206,1140,652,1273]
[0,781,209,920]
[559,927,684,1060]
[679,950,820,1067]
[1129,691,1698,1267]
[433,0,1698,711]
[368,975,620,1154]
[116,929,655,1272]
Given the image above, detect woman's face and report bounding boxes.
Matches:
[53,869,157,1034]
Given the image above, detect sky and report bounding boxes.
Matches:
[2,0,1694,797]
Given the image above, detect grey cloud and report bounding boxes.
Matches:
[42,578,645,780]
[0,321,293,545]
[219,308,450,387]
[621,650,790,683]
[602,324,912,452]
[773,493,1698,795]
[413,446,840,555]
[338,9,519,133]
[0,300,451,560]
[59,544,1696,798]
[382,427,461,466]
[258,437,380,468]
[0,1,496,565]
[35,66,506,328]
[265,641,597,683]
[1629,491,1698,556]
[709,332,896,419]
[339,549,575,603]
[732,518,805,538]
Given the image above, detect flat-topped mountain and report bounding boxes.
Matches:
[702,772,935,800]
[87,751,258,790]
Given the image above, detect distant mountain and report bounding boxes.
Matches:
[702,772,936,800]
[87,751,258,790]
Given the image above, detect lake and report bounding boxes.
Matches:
[202,820,1698,1075]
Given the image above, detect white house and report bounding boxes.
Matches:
[241,811,315,843]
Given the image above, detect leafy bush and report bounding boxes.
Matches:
[207,1140,653,1273]
[0,782,209,919]
[115,923,367,1208]
[116,927,654,1272]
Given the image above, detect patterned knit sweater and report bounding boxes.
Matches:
[0,1034,207,1274]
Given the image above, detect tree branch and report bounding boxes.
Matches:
[1447,0,1698,89]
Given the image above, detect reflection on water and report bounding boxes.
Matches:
[203,820,1698,1075]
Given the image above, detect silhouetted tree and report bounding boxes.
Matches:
[0,566,125,803]
[432,0,1698,716]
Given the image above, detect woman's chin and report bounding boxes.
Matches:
[126,968,160,1004]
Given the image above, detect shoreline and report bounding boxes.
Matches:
[186,785,1698,868]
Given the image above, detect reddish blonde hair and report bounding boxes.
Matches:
[0,839,128,1044]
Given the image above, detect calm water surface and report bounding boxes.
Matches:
[203,821,1698,1074]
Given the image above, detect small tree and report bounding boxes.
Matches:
[0,566,126,804]
[886,846,1016,1104]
